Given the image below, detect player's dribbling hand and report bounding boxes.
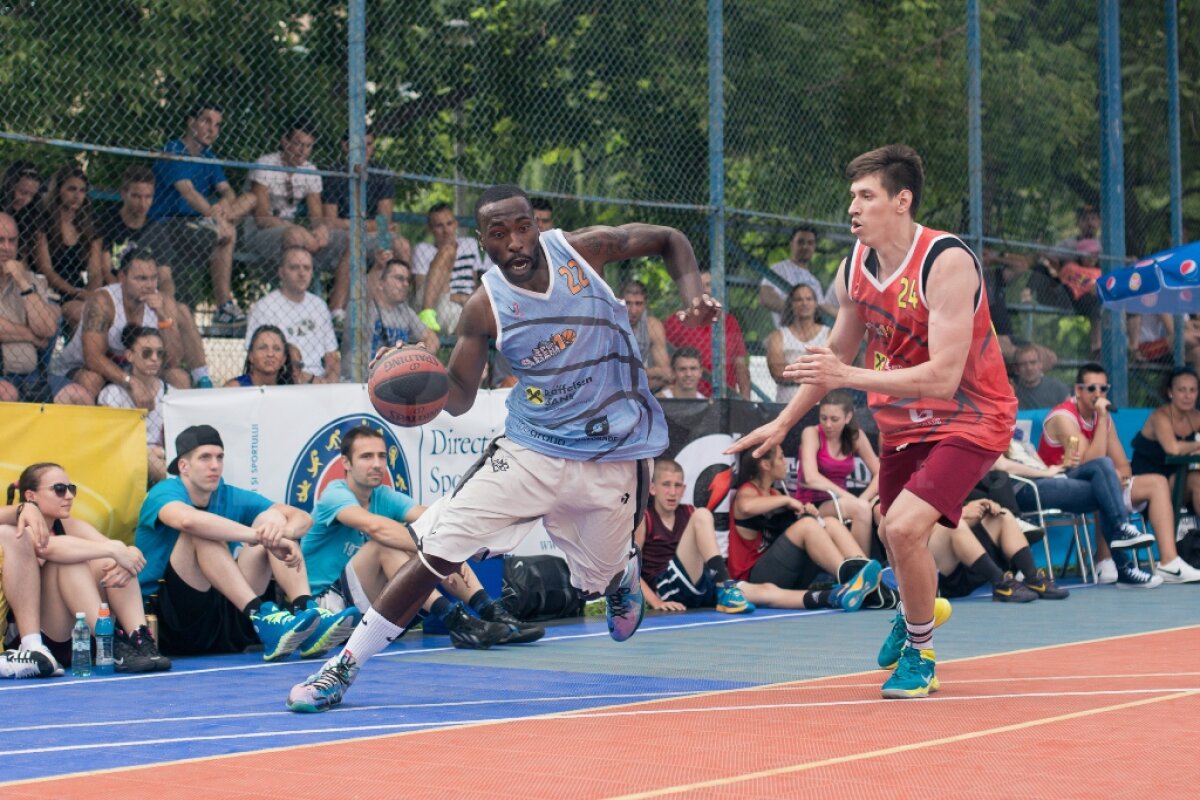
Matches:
[725,419,785,459]
[782,345,846,390]
[675,294,722,328]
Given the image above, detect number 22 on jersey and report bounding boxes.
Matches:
[558,259,591,294]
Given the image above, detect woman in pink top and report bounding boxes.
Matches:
[795,391,880,553]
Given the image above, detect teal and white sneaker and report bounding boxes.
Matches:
[299,603,361,659]
[880,646,938,699]
[876,598,952,669]
[251,601,319,662]
[286,652,360,713]
[715,580,755,614]
[606,552,645,642]
[831,559,882,612]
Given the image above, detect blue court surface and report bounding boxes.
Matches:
[0,580,1195,787]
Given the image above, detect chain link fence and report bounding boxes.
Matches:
[0,1,1191,409]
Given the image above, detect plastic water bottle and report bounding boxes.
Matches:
[70,612,92,677]
[94,603,114,675]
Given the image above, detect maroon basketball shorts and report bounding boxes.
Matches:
[878,436,1004,528]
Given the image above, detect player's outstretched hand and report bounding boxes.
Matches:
[782,345,846,390]
[675,294,722,328]
[725,418,787,459]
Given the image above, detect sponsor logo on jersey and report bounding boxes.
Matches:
[520,328,576,367]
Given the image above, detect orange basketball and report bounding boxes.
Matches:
[367,348,450,427]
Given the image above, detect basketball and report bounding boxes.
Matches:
[367,348,450,427]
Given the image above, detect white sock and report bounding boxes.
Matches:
[340,608,404,668]
[20,633,45,652]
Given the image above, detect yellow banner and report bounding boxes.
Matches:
[0,403,147,544]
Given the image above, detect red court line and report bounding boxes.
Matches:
[5,628,1198,800]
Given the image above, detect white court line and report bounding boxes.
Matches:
[0,685,1193,758]
[0,690,700,734]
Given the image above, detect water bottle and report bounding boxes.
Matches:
[70,612,92,677]
[375,213,393,252]
[94,603,114,675]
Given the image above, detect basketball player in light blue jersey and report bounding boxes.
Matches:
[288,184,720,712]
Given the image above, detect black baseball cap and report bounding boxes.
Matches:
[168,424,224,475]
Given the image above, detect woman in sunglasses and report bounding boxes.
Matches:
[225,324,296,388]
[7,462,169,673]
[98,326,168,483]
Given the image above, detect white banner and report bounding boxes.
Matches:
[162,384,561,556]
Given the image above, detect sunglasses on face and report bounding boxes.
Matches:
[138,347,165,360]
[41,483,77,498]
[1077,383,1110,394]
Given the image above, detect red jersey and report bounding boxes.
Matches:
[847,225,1015,451]
[663,313,747,396]
[1037,397,1094,466]
[727,481,772,581]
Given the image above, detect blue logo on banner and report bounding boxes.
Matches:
[285,414,411,512]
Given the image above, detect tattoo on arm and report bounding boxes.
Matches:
[81,298,111,333]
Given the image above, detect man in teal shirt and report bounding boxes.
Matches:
[137,424,357,660]
[302,425,543,653]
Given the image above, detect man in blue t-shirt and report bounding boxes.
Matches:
[141,102,258,322]
[304,425,542,651]
[137,424,357,660]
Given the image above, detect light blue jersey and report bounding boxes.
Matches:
[481,228,667,461]
[303,480,418,596]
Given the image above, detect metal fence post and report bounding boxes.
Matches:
[1165,0,1185,367]
[708,0,726,400]
[1098,0,1128,406]
[967,0,983,260]
[346,0,368,382]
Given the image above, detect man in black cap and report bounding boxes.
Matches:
[135,425,359,660]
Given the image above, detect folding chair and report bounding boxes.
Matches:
[1008,474,1096,583]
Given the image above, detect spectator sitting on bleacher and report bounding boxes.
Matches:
[622,280,671,393]
[367,258,438,354]
[33,165,102,329]
[1012,343,1070,410]
[98,326,169,484]
[638,458,846,614]
[1038,362,1195,585]
[730,445,883,610]
[664,269,751,399]
[98,166,155,277]
[245,118,350,320]
[302,425,535,649]
[10,462,170,673]
[0,213,89,404]
[656,347,707,400]
[226,324,295,388]
[244,247,340,384]
[928,498,1066,604]
[56,247,203,400]
[766,284,830,403]
[795,391,879,554]
[759,226,836,326]
[1131,367,1200,524]
[410,202,491,335]
[321,130,410,266]
[1,161,43,263]
[143,102,256,325]
[1127,312,1200,369]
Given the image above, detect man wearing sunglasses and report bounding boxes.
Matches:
[1038,362,1192,586]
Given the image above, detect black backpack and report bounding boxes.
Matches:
[502,555,585,621]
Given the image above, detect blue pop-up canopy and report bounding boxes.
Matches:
[1097,240,1200,314]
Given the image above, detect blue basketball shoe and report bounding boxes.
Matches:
[877,598,953,670]
[251,601,319,662]
[715,580,755,614]
[880,646,938,699]
[606,552,645,642]
[299,603,361,659]
[286,652,360,713]
[831,558,882,612]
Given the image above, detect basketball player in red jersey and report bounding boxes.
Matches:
[728,145,1016,698]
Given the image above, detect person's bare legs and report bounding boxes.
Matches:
[171,533,257,610]
[737,581,810,609]
[41,561,101,640]
[89,559,148,632]
[236,543,311,603]
[1130,474,1178,562]
[671,507,722,580]
[173,305,209,376]
[820,496,873,553]
[783,517,851,576]
[877,489,941,630]
[328,250,350,313]
[0,526,44,643]
[210,218,237,307]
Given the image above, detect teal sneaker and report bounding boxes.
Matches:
[606,553,645,642]
[831,558,882,612]
[715,580,755,614]
[877,598,953,670]
[286,652,360,713]
[298,603,361,659]
[251,601,319,662]
[880,646,938,699]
